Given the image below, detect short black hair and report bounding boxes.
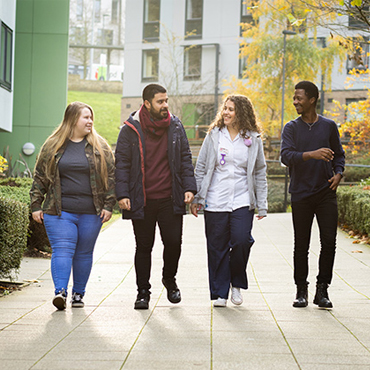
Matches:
[295,81,319,105]
[142,84,167,103]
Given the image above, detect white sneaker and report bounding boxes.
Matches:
[213,298,227,307]
[231,287,243,305]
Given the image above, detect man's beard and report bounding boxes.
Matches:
[150,107,168,120]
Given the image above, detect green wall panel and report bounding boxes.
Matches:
[0,0,70,170]
[15,0,34,33]
[12,33,32,128]
[30,33,68,128]
[33,0,69,34]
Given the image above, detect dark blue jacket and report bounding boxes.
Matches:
[115,111,197,219]
[281,115,345,202]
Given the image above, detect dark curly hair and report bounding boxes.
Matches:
[208,94,262,137]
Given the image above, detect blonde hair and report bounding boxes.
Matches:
[39,101,113,190]
[208,94,262,137]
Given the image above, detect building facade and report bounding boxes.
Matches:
[0,0,16,133]
[68,0,124,82]
[0,0,69,170]
[122,0,369,133]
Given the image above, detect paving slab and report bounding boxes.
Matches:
[0,213,369,369]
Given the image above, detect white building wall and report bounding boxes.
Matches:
[0,0,16,132]
[123,0,368,108]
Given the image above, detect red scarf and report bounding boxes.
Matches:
[139,104,171,137]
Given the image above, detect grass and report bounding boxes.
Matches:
[68,90,122,146]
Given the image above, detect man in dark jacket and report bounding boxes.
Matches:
[115,83,197,309]
[281,81,345,309]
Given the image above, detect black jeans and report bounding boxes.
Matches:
[291,187,338,286]
[132,198,183,291]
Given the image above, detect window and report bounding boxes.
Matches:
[95,0,101,21]
[240,0,258,35]
[239,47,248,79]
[348,5,369,29]
[185,0,203,38]
[76,0,83,20]
[0,22,13,91]
[347,39,369,73]
[112,0,119,24]
[143,0,160,41]
[184,45,201,80]
[142,49,159,81]
[345,98,367,122]
[98,29,113,45]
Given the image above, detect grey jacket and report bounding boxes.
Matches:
[193,128,268,217]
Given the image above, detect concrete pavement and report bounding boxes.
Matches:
[0,213,370,370]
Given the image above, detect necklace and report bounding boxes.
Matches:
[302,115,319,131]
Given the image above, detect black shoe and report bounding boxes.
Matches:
[313,283,333,308]
[71,292,84,308]
[293,284,308,308]
[162,278,181,304]
[53,289,67,310]
[134,289,150,310]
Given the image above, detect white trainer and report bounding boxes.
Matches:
[213,298,227,307]
[231,287,243,305]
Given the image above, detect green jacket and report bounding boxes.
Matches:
[30,139,116,215]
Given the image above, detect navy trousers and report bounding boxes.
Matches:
[204,207,255,300]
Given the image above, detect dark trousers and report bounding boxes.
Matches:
[204,207,255,300]
[132,198,183,291]
[291,187,338,286]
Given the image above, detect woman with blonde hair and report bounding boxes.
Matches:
[191,94,267,307]
[30,101,115,310]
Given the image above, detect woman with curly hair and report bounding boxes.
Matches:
[30,102,116,310]
[190,94,267,307]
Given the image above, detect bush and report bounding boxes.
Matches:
[0,179,51,255]
[267,179,291,213]
[337,186,370,235]
[0,196,29,279]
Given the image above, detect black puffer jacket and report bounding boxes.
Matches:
[115,111,197,219]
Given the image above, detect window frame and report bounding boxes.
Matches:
[143,0,160,42]
[346,38,369,73]
[0,21,13,92]
[142,49,159,81]
[183,45,202,80]
[185,0,203,39]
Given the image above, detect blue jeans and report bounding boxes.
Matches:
[44,211,102,296]
[204,207,255,300]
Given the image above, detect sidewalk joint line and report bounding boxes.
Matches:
[119,289,164,369]
[251,263,302,370]
[29,264,134,369]
[210,303,213,370]
[328,310,370,353]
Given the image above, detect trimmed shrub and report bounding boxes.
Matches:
[337,186,370,235]
[0,179,51,255]
[267,179,291,213]
[0,196,29,279]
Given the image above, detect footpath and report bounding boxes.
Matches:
[0,213,369,370]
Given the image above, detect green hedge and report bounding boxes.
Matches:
[0,196,29,279]
[337,186,370,235]
[0,178,51,257]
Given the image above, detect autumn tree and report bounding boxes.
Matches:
[224,0,346,153]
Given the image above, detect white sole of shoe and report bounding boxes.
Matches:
[213,298,227,307]
[53,295,66,310]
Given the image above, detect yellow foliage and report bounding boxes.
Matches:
[0,155,8,174]
[224,0,345,138]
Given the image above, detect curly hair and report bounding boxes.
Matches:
[208,94,262,137]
